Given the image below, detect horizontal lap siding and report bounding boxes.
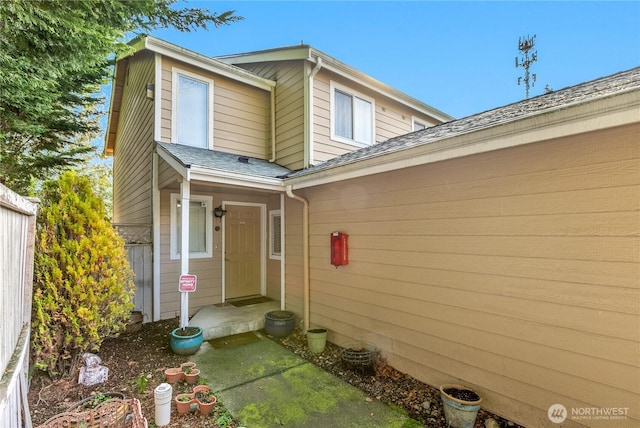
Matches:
[312,71,443,163]
[225,61,305,169]
[112,51,155,225]
[295,124,640,427]
[159,58,270,159]
[158,190,220,319]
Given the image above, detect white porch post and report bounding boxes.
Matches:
[180,179,190,328]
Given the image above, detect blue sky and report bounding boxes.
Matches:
[150,1,640,119]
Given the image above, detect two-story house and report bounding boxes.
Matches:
[107,35,640,427]
[105,35,452,325]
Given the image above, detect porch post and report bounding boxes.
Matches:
[180,179,190,328]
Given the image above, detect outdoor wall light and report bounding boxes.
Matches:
[213,206,227,218]
[146,83,155,100]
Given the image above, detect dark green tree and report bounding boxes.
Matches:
[0,0,241,194]
[32,170,134,376]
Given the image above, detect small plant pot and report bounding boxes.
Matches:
[183,368,200,384]
[264,310,295,337]
[164,367,183,384]
[306,328,328,354]
[175,393,196,414]
[194,385,217,415]
[440,384,482,428]
[170,326,204,355]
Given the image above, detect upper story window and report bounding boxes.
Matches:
[330,81,374,147]
[412,118,427,131]
[172,68,214,149]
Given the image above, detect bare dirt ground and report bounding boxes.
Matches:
[28,318,523,427]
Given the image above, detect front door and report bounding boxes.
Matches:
[225,204,262,299]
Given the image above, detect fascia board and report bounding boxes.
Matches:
[188,166,285,192]
[287,90,640,190]
[216,46,313,64]
[155,144,190,179]
[309,52,454,123]
[156,144,284,191]
[216,45,453,123]
[144,37,276,91]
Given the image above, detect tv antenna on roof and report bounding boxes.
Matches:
[516,34,537,98]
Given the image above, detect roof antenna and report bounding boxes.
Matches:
[515,34,537,99]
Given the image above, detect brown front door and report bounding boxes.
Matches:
[225,204,261,299]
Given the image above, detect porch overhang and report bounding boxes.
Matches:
[155,142,288,192]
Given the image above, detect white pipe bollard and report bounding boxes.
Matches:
[154,382,172,426]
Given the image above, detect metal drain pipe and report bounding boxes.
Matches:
[285,185,310,332]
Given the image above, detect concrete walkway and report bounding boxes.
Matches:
[191,332,420,428]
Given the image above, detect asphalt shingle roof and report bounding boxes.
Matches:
[287,66,640,178]
[157,142,291,179]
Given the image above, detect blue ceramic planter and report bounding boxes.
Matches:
[264,310,295,337]
[170,326,203,355]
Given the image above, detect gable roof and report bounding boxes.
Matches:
[105,36,276,155]
[286,66,640,188]
[216,45,454,123]
[156,142,290,191]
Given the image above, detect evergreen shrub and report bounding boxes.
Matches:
[32,171,134,375]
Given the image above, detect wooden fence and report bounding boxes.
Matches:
[0,184,38,428]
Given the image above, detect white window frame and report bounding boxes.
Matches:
[412,116,427,131]
[269,210,282,260]
[171,67,214,149]
[170,193,213,260]
[330,81,375,147]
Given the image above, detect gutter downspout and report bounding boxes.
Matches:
[285,185,310,332]
[269,87,276,162]
[305,57,322,168]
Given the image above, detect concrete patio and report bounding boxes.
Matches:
[189,299,281,341]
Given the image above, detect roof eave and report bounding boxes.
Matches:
[155,143,285,192]
[143,36,276,91]
[286,88,640,190]
[216,45,454,123]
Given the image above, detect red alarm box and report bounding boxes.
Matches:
[331,232,348,267]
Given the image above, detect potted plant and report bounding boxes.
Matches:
[306,328,328,354]
[164,367,183,383]
[170,326,204,355]
[175,393,196,414]
[439,384,482,428]
[194,385,217,415]
[264,310,295,337]
[182,364,200,384]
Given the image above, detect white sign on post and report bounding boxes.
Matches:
[178,274,197,292]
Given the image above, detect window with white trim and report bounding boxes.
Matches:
[170,194,213,260]
[172,68,214,149]
[330,82,374,146]
[269,210,282,260]
[412,118,427,131]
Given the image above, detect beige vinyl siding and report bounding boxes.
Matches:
[159,57,271,159]
[232,61,306,170]
[158,188,279,319]
[287,124,639,427]
[112,51,155,224]
[312,70,440,163]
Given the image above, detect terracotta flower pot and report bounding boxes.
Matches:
[164,367,183,384]
[174,393,196,414]
[194,385,217,415]
[183,368,200,384]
